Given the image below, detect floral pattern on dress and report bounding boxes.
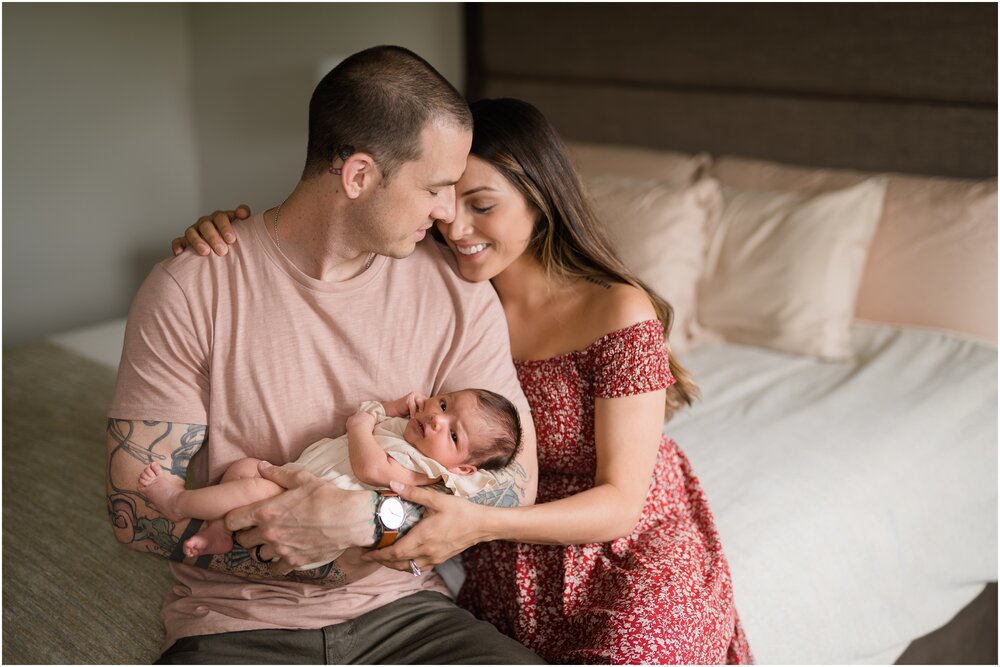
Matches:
[458,320,753,664]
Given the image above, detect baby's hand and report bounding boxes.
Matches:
[383,392,427,418]
[402,392,427,417]
[347,410,377,432]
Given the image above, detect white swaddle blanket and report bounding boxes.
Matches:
[283,400,499,569]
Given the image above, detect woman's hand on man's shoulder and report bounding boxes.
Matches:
[172,205,251,257]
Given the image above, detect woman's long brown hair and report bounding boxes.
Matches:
[469,98,699,419]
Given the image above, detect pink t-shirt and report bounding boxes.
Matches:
[110,214,528,648]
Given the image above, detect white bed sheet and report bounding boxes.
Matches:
[54,319,997,663]
[669,322,998,664]
[49,317,128,369]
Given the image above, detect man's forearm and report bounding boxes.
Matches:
[107,418,366,587]
[200,538,354,586]
[107,418,204,557]
[109,506,362,587]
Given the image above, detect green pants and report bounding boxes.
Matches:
[156,591,544,664]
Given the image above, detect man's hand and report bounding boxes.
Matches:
[225,461,377,575]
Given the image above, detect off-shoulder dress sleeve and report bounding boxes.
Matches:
[592,319,676,399]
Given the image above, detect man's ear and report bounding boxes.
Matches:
[340,153,378,199]
[451,464,478,476]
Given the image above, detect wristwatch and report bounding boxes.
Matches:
[373,490,405,548]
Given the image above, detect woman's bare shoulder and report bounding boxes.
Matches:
[584,280,658,340]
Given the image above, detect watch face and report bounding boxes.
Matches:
[379,496,406,530]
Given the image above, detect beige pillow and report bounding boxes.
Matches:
[713,156,868,192]
[568,140,711,186]
[698,179,888,360]
[584,174,722,353]
[856,178,997,341]
[714,156,998,342]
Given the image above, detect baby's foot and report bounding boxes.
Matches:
[137,462,184,521]
[183,521,234,558]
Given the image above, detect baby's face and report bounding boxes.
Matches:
[402,391,483,474]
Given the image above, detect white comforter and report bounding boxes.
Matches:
[670,323,998,664]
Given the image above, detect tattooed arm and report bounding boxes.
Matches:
[107,263,387,583]
[106,418,379,586]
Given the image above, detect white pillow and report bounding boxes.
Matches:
[698,179,887,360]
[584,174,722,353]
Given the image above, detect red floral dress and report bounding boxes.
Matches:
[458,320,753,664]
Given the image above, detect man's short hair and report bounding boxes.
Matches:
[303,45,472,182]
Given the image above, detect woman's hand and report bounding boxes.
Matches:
[172,205,252,257]
[363,481,490,573]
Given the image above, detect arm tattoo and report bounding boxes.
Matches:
[107,418,203,557]
[173,425,205,479]
[286,562,347,586]
[107,419,203,483]
[107,492,180,557]
[390,461,529,535]
[396,493,429,539]
[471,460,528,508]
[107,419,170,470]
[108,418,348,588]
[202,541,347,587]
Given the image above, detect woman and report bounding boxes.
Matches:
[175,98,752,664]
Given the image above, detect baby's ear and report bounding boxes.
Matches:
[451,464,477,476]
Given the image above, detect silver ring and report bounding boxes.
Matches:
[408,559,422,577]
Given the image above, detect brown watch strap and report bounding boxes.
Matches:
[377,529,398,549]
[376,491,400,548]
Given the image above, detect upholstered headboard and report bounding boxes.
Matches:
[466,4,997,178]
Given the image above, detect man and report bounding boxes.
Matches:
[107,45,541,664]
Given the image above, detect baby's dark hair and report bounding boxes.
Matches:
[464,388,523,471]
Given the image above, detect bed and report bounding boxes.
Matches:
[4,301,996,663]
[671,324,997,663]
[463,3,998,664]
[3,4,996,664]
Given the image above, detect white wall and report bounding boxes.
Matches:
[3,3,464,345]
[3,3,201,345]
[188,3,465,214]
